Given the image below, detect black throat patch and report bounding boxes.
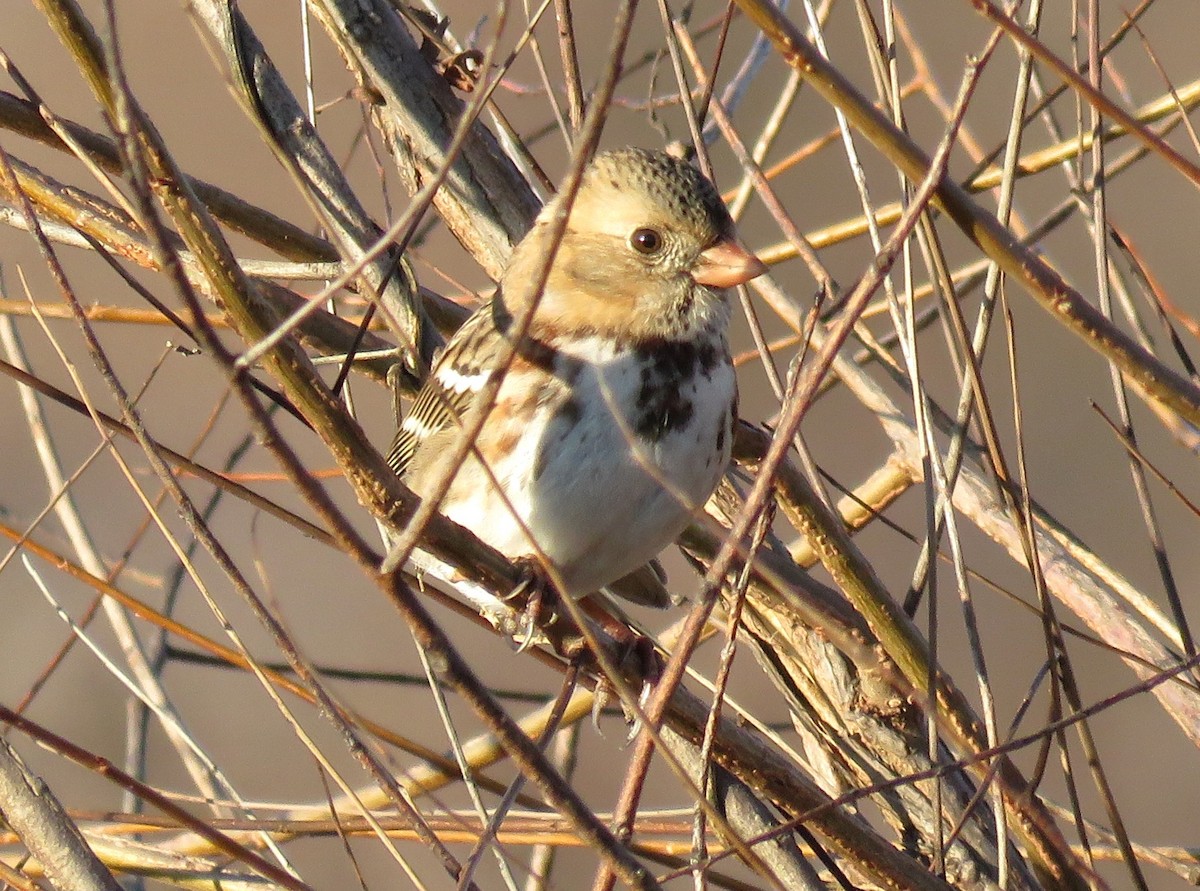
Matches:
[631,337,724,442]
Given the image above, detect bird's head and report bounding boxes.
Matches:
[502,149,765,341]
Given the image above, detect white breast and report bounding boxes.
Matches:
[439,335,735,597]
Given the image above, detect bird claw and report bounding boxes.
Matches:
[591,676,611,733]
[513,618,537,654]
[625,712,643,744]
[584,627,662,736]
[599,619,663,685]
[504,557,558,652]
[613,673,662,743]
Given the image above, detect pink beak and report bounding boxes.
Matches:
[691,237,767,288]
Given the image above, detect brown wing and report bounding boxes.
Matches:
[387,305,501,477]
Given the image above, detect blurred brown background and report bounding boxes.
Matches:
[3,1,1200,888]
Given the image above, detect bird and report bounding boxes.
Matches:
[387,147,765,615]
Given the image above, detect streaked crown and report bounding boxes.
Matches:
[583,148,733,244]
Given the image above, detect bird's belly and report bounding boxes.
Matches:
[442,349,735,596]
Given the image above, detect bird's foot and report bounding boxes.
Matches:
[580,600,662,682]
[574,600,663,731]
[588,648,661,737]
[504,556,560,651]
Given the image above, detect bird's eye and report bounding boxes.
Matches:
[630,227,664,255]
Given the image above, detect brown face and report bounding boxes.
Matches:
[508,149,763,340]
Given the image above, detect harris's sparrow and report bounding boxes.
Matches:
[388,148,764,609]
